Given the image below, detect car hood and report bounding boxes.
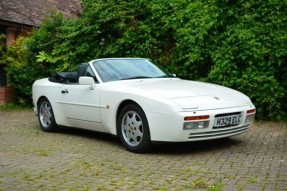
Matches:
[118,78,252,110]
[121,78,238,98]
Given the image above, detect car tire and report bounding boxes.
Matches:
[117,104,151,153]
[38,98,58,132]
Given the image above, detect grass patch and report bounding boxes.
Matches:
[184,178,223,191]
[184,178,209,190]
[208,180,223,191]
[0,102,31,111]
[38,149,48,156]
[249,177,257,184]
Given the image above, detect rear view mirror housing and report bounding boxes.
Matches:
[79,77,96,90]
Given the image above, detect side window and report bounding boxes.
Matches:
[86,66,98,82]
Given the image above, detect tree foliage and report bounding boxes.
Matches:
[4,0,287,119]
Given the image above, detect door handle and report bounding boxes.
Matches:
[61,89,69,94]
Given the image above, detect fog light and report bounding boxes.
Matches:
[183,121,209,130]
[245,109,256,123]
[245,114,255,123]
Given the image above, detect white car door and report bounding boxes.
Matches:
[59,83,104,132]
[58,63,105,132]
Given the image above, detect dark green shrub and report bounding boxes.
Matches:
[207,0,287,120]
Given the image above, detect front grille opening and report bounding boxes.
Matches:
[189,125,249,139]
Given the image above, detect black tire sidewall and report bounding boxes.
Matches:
[38,98,58,132]
[117,104,151,153]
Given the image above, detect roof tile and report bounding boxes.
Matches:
[0,0,82,26]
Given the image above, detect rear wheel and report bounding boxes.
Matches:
[118,104,151,153]
[38,98,58,132]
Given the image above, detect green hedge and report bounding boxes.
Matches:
[4,0,287,120]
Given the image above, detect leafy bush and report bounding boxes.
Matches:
[206,0,287,120]
[4,37,34,106]
[5,0,287,120]
[171,0,287,119]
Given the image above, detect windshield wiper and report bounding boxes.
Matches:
[121,76,152,80]
[155,74,176,78]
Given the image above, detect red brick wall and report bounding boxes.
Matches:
[0,87,14,105]
[6,27,17,45]
[6,27,31,45]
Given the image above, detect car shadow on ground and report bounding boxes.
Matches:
[58,126,121,144]
[151,138,242,155]
[56,127,243,155]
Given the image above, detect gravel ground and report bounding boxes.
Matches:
[0,110,286,191]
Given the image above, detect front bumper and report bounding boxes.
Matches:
[146,105,255,142]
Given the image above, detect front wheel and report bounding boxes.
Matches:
[117,104,151,153]
[38,98,58,132]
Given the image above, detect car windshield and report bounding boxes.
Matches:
[92,58,172,82]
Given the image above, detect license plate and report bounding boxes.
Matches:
[214,114,242,127]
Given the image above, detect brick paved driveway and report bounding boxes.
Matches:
[0,110,286,191]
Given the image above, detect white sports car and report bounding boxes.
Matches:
[32,58,256,152]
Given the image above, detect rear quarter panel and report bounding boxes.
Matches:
[32,78,68,126]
